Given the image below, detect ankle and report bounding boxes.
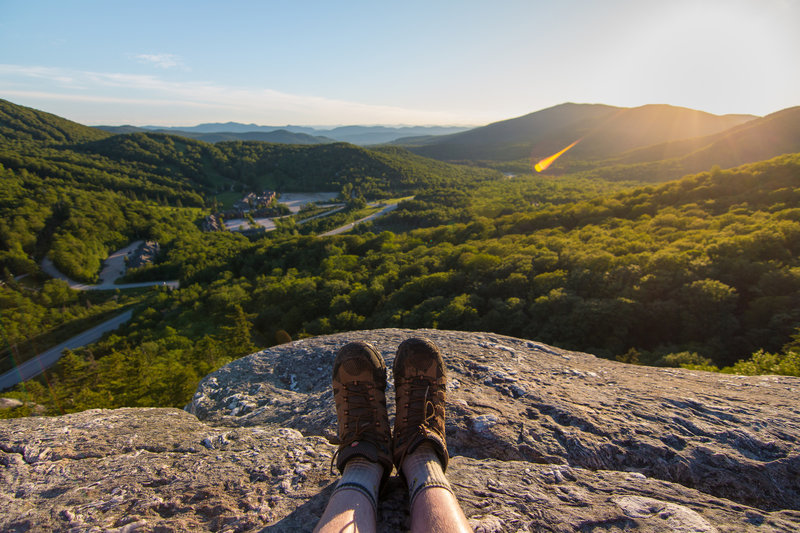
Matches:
[402,442,453,507]
[334,457,384,512]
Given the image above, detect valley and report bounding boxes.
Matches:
[1,98,799,419]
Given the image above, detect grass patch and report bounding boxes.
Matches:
[213,191,243,210]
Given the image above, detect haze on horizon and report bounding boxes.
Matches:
[1,0,798,127]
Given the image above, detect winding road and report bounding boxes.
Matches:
[4,205,401,390]
[41,241,179,291]
[1,243,179,389]
[0,310,133,391]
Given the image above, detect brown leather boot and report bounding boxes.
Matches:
[392,337,449,472]
[331,341,392,485]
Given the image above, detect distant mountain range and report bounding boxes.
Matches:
[8,96,799,184]
[396,103,758,161]
[385,102,800,182]
[96,126,335,145]
[95,123,472,146]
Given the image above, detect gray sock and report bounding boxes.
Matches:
[401,442,453,507]
[333,457,383,511]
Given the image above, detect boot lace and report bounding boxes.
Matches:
[330,380,381,473]
[395,376,437,469]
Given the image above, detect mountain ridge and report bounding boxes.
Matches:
[0,98,113,143]
[95,123,474,146]
[95,125,335,145]
[400,102,758,162]
[579,106,800,181]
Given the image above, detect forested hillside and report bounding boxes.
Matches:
[132,153,799,370]
[568,106,800,182]
[1,99,798,419]
[0,99,111,143]
[96,125,334,145]
[0,99,500,282]
[402,102,755,162]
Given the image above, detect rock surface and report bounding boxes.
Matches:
[2,328,800,532]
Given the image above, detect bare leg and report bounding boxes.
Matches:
[315,457,383,533]
[314,487,376,533]
[410,486,472,533]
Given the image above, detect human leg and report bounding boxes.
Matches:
[393,338,473,533]
[315,342,393,533]
[315,458,381,533]
[403,442,472,532]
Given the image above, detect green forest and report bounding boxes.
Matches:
[1,99,799,418]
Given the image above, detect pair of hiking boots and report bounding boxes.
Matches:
[332,337,448,486]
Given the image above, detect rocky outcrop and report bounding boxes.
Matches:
[2,329,800,531]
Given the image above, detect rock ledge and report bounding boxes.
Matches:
[2,329,799,532]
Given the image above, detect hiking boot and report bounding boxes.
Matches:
[331,341,392,483]
[392,337,449,472]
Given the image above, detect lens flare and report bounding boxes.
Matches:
[534,139,581,172]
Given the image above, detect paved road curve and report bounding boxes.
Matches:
[4,207,399,391]
[0,310,133,391]
[41,241,179,291]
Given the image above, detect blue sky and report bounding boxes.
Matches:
[1,0,798,126]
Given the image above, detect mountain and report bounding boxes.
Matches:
[581,106,800,182]
[99,122,473,146]
[568,104,758,159]
[320,125,471,145]
[142,122,319,135]
[0,95,501,200]
[399,102,619,161]
[2,329,799,531]
[401,102,756,162]
[94,125,146,135]
[0,99,501,280]
[0,99,112,143]
[150,129,334,145]
[96,125,333,145]
[77,133,500,196]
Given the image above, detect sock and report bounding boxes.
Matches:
[401,442,453,508]
[333,457,383,511]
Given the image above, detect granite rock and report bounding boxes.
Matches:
[2,328,799,532]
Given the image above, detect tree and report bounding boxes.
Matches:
[221,304,255,357]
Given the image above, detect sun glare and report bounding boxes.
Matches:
[534,139,581,172]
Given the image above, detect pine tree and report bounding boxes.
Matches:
[221,304,255,357]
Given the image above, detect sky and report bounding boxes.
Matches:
[1,0,798,127]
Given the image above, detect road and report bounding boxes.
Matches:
[226,200,397,235]
[279,192,340,213]
[320,202,400,236]
[41,241,179,291]
[4,205,397,390]
[224,194,345,232]
[297,205,346,225]
[0,310,133,391]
